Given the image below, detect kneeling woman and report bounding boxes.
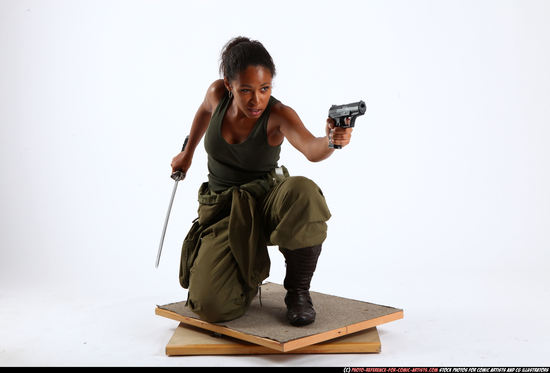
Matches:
[171,37,353,327]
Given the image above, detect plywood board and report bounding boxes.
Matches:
[156,282,403,352]
[166,322,381,355]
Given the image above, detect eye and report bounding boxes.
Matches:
[240,89,250,93]
[261,86,270,92]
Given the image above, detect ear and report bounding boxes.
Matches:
[223,78,232,94]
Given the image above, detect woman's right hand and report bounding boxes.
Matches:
[171,151,192,175]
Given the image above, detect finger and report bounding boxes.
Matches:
[333,127,351,135]
[332,129,352,143]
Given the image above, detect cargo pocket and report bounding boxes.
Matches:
[178,218,201,289]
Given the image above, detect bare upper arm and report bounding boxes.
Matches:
[185,80,226,146]
[271,102,316,155]
[202,79,226,114]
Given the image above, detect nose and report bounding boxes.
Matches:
[250,91,260,106]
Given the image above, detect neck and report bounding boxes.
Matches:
[228,100,256,126]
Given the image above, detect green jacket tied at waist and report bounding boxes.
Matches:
[179,166,291,292]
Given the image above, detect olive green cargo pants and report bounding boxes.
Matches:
[180,171,331,323]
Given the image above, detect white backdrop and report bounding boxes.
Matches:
[1,0,549,366]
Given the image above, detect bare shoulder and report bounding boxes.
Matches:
[270,100,302,127]
[203,79,227,112]
[268,99,315,149]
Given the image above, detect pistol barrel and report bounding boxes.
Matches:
[328,100,366,128]
[329,101,366,119]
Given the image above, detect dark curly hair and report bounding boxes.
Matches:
[219,36,276,82]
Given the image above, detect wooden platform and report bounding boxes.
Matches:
[156,282,403,353]
[166,322,381,355]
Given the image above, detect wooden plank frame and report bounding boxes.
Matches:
[165,322,382,355]
[155,306,403,353]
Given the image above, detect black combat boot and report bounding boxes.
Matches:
[279,245,322,326]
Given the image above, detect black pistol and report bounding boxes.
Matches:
[328,100,367,149]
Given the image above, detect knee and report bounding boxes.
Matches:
[188,295,245,323]
[268,176,331,250]
[187,282,248,323]
[283,176,325,204]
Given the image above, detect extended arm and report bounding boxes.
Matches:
[275,104,352,162]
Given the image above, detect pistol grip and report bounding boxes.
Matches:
[328,131,343,149]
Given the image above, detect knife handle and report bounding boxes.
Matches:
[171,135,190,181]
[180,136,189,152]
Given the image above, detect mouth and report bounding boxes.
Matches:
[247,108,262,116]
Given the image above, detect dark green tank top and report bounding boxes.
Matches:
[204,91,281,192]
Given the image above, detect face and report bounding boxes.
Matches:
[225,65,273,119]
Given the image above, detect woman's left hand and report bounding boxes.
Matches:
[326,117,353,148]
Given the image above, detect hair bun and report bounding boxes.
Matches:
[222,36,251,53]
[219,36,276,82]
